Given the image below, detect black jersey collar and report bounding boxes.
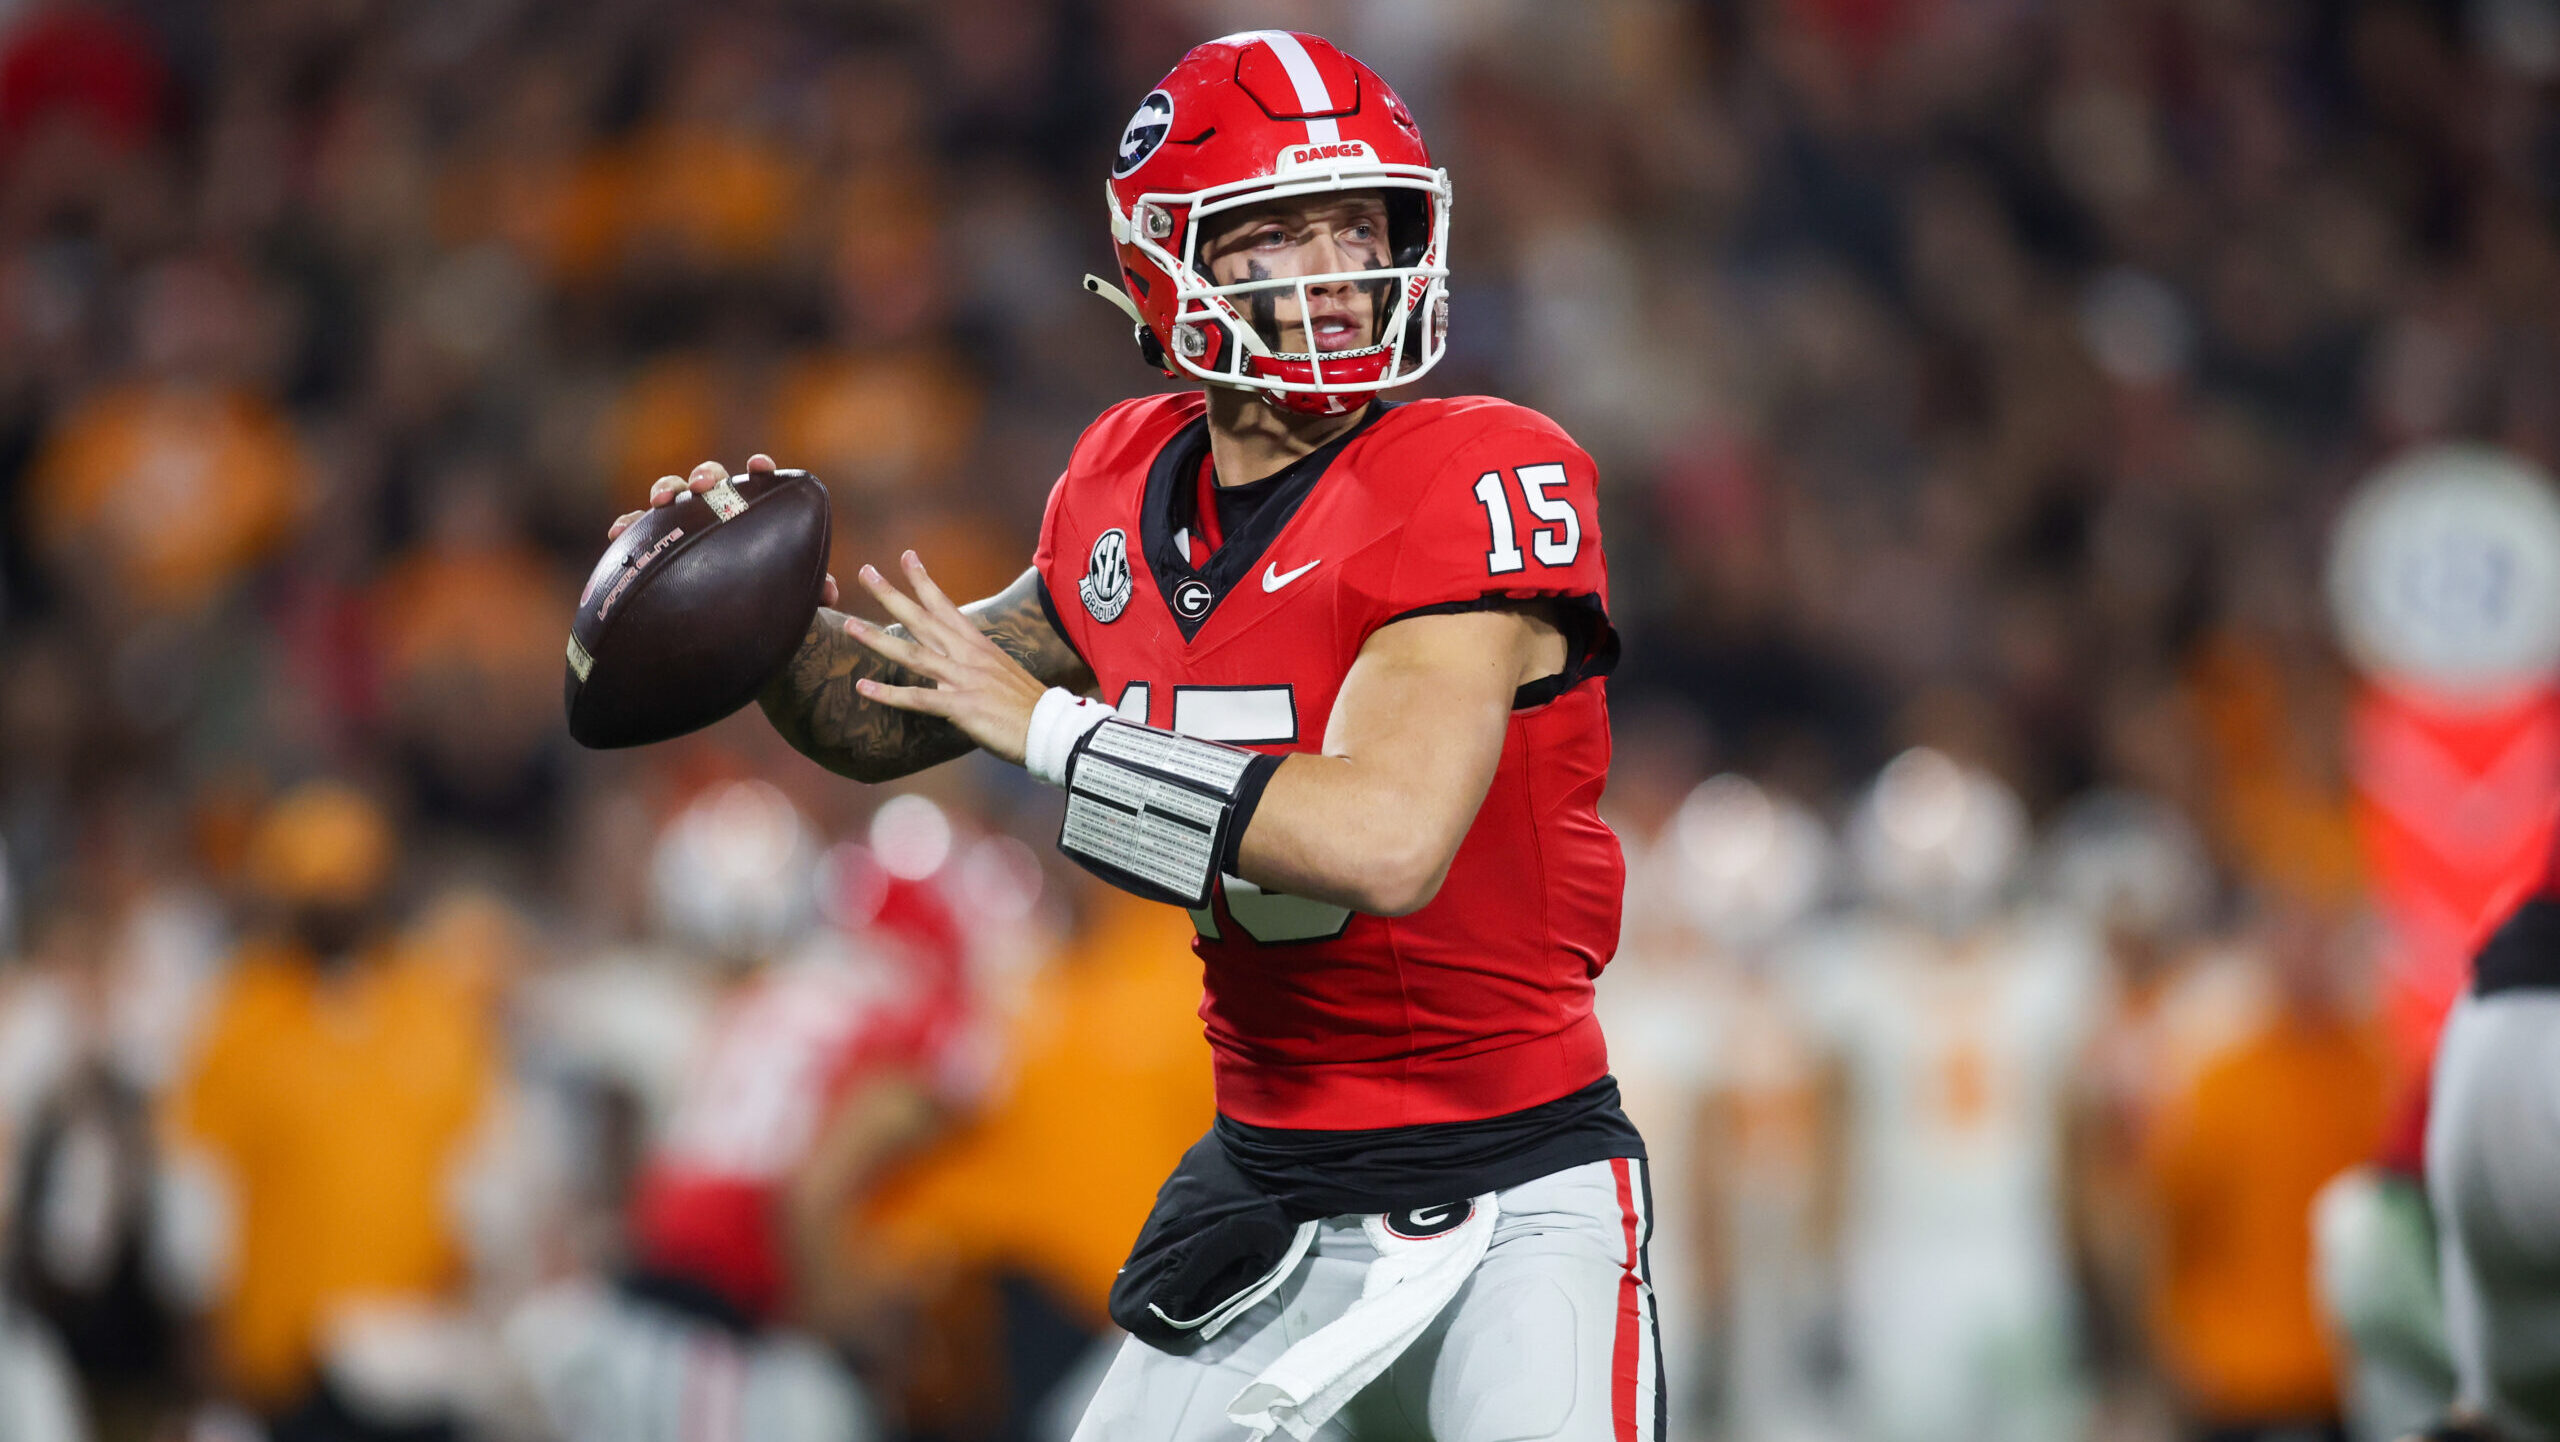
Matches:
[1140,402,1390,642]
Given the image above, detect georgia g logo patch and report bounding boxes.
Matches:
[1114,90,1174,179]
[1081,528,1132,623]
[1382,1200,1475,1240]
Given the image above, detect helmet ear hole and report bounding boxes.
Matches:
[1387,190,1431,269]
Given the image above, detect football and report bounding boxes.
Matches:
[564,468,832,749]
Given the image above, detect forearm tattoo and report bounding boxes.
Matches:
[758,566,1094,783]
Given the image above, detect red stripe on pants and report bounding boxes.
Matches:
[1611,1157,1641,1442]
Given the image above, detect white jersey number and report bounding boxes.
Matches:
[1116,683,1354,944]
[1474,464,1582,575]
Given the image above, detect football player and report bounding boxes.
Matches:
[2417,846,2560,1442]
[1795,750,2098,1442]
[510,785,986,1442]
[612,29,1655,1442]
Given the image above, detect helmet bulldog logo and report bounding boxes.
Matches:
[1114,91,1174,178]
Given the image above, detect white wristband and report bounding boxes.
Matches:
[1025,688,1115,788]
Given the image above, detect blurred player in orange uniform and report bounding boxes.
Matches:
[2143,892,2390,1442]
[163,781,500,1439]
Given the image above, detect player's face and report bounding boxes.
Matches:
[1200,191,1392,355]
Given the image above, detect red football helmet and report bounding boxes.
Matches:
[1090,31,1451,415]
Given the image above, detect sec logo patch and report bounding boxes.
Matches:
[1081,528,1132,623]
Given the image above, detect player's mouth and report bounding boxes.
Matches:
[1307,307,1370,352]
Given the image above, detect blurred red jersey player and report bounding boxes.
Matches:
[616,30,1657,1442]
[514,785,988,1442]
[627,836,980,1328]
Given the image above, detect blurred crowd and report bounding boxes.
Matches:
[2,0,2552,1438]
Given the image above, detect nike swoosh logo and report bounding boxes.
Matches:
[1262,559,1321,592]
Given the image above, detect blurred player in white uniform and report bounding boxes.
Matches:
[1601,775,1837,1442]
[2039,791,2223,1438]
[1796,749,2102,1442]
[509,784,998,1442]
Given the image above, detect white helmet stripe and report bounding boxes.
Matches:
[1230,30,1341,145]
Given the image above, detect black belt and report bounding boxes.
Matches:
[2472,897,2560,997]
[1215,1073,1646,1221]
[618,1269,760,1339]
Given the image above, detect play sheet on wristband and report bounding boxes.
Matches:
[1064,758,1224,898]
[1088,721,1257,789]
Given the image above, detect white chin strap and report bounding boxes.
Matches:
[1082,273,1146,328]
[1080,271,1294,398]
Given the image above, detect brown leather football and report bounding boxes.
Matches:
[565,469,831,749]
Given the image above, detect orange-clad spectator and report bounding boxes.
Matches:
[597,349,725,493]
[613,38,804,275]
[28,381,305,617]
[370,475,570,818]
[885,505,1031,617]
[866,884,1212,1315]
[767,172,978,497]
[2143,893,2394,1442]
[162,782,499,1428]
[26,253,308,619]
[434,66,626,286]
[2186,629,2365,910]
[824,169,952,342]
[770,346,980,498]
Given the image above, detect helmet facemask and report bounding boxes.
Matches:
[1116,162,1451,414]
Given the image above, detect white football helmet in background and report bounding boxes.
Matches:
[1847,748,2027,931]
[2036,790,2214,941]
[649,781,821,965]
[1666,774,1834,953]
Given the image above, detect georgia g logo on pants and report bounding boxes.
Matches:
[1381,1200,1474,1240]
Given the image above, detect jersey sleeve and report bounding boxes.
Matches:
[1369,418,1609,630]
[1031,464,1073,600]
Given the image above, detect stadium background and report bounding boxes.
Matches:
[0,0,2549,1439]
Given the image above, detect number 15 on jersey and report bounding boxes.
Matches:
[1474,464,1582,574]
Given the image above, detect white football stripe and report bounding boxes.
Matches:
[1173,686,1296,745]
[1237,30,1342,146]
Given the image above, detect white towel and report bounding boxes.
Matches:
[1225,1195,1499,1441]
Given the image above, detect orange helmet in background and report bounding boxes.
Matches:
[242,781,397,911]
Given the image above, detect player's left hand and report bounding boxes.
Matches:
[844,551,1045,767]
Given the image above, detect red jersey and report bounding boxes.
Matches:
[1033,393,1624,1130]
[628,878,980,1320]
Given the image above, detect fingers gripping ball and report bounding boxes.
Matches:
[566,469,832,749]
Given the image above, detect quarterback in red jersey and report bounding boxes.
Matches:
[614,29,1657,1442]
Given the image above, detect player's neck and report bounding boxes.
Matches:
[1204,388,1371,489]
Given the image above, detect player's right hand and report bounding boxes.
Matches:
[609,454,839,609]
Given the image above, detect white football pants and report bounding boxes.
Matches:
[503,1278,874,1442]
[1071,1157,1662,1442]
[2429,992,2560,1441]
